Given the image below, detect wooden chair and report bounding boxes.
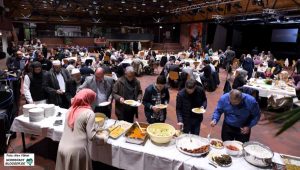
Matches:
[193,61,200,69]
[169,71,179,81]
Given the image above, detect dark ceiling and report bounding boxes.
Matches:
[3,0,300,25]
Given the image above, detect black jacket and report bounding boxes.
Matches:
[65,79,80,106]
[43,68,70,107]
[176,86,207,124]
[142,84,170,123]
[232,75,247,89]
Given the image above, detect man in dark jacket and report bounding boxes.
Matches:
[65,69,82,106]
[113,66,143,123]
[143,75,170,124]
[224,46,235,74]
[43,60,70,108]
[23,61,47,104]
[242,55,254,80]
[176,79,207,135]
[34,50,52,71]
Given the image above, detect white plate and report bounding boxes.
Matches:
[176,134,210,157]
[208,153,232,167]
[99,101,111,106]
[124,100,141,107]
[192,108,206,114]
[155,104,168,109]
[210,138,224,149]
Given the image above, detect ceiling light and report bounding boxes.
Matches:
[173,26,175,29]
[120,10,123,12]
[142,2,146,6]
[160,5,164,8]
[153,0,157,2]
[121,0,126,4]
[159,26,163,29]
[108,6,112,9]
[157,11,160,13]
[169,0,172,2]
[126,8,129,10]
[133,6,137,9]
[0,32,2,36]
[142,10,145,12]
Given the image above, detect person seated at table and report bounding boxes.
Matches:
[113,66,143,123]
[232,68,248,89]
[143,75,170,124]
[289,75,300,100]
[264,68,273,78]
[24,61,47,104]
[242,54,254,80]
[210,89,260,143]
[182,62,195,80]
[168,60,181,88]
[43,60,71,108]
[78,67,114,118]
[65,69,82,106]
[293,59,300,75]
[272,61,283,76]
[56,89,107,170]
[176,79,207,135]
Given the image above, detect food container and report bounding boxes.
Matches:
[146,123,175,144]
[125,122,149,145]
[243,141,274,167]
[95,112,107,128]
[176,134,210,157]
[22,104,36,117]
[223,141,243,156]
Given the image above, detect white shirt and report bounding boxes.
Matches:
[23,75,33,103]
[56,73,66,92]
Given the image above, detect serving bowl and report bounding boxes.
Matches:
[243,141,274,167]
[223,140,243,156]
[146,123,175,144]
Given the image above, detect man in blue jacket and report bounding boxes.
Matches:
[143,75,170,124]
[210,89,260,143]
[176,79,207,135]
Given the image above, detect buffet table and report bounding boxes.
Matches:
[244,78,296,98]
[11,107,284,170]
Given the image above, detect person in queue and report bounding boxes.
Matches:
[43,60,70,108]
[34,50,52,71]
[65,68,82,106]
[143,75,170,124]
[6,50,28,71]
[55,89,107,170]
[210,89,260,143]
[176,79,207,135]
[113,66,143,123]
[78,67,114,118]
[23,61,47,104]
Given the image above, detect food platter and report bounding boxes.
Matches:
[210,138,224,149]
[108,121,132,139]
[176,134,210,157]
[124,100,141,107]
[155,104,168,109]
[192,107,206,114]
[208,153,232,167]
[280,154,300,170]
[125,122,149,145]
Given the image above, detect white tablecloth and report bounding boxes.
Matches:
[120,59,149,67]
[11,108,282,170]
[244,78,296,98]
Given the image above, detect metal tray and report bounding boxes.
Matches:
[125,122,149,145]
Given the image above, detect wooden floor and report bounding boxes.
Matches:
[1,68,300,170]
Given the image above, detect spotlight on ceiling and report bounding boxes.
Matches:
[121,0,126,4]
[159,26,163,29]
[153,0,157,2]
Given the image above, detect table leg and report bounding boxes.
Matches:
[21,132,26,152]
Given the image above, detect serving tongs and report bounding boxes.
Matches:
[135,121,146,134]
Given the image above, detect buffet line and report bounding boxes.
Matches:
[10,104,300,170]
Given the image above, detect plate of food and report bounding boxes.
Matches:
[125,122,149,145]
[281,154,300,170]
[210,139,224,149]
[155,104,168,109]
[192,107,206,114]
[176,134,210,157]
[124,100,141,107]
[108,121,132,139]
[208,153,232,167]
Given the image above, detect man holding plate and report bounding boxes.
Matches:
[143,75,170,124]
[176,79,207,135]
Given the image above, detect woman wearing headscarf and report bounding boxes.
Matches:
[56,89,107,170]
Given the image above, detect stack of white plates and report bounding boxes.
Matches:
[37,104,55,118]
[28,108,45,122]
[22,104,36,117]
